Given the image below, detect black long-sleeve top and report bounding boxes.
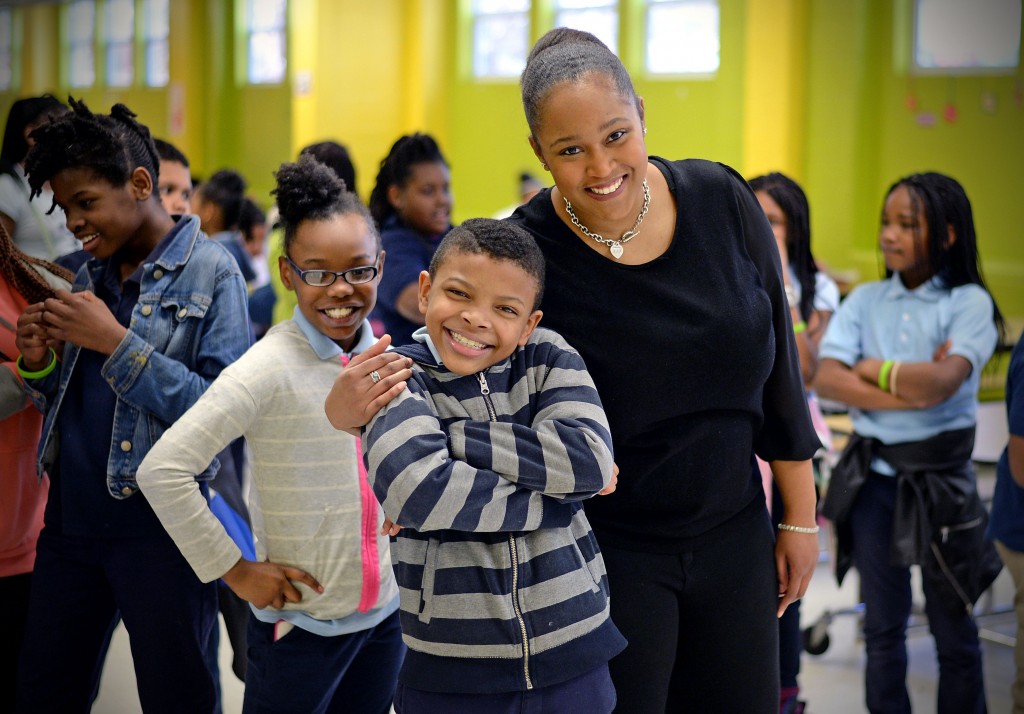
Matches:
[509,157,820,551]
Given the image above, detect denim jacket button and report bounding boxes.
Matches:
[177,308,188,319]
[121,486,133,496]
[140,305,153,316]
[120,440,132,452]
[152,269,164,280]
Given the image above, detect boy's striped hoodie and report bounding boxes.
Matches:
[363,326,627,694]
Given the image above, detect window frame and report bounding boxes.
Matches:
[911,0,1022,76]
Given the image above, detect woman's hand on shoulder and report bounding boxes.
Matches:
[324,333,413,433]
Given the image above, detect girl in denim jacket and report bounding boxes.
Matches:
[13,99,251,714]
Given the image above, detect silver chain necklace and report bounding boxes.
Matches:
[563,179,651,260]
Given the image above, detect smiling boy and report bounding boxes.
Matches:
[361,217,626,714]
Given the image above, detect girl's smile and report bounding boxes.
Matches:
[281,212,383,351]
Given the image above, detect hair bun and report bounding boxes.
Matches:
[273,153,345,227]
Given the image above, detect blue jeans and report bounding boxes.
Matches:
[850,472,987,714]
[393,663,615,714]
[15,528,219,714]
[242,611,404,714]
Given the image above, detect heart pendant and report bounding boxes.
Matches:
[610,243,624,259]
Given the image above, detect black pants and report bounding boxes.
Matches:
[600,504,779,713]
[15,528,219,714]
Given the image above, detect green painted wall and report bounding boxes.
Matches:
[2,0,1021,322]
[803,0,1024,322]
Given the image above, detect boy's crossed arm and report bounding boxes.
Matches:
[365,386,578,534]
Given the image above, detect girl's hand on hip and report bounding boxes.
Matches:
[222,558,323,610]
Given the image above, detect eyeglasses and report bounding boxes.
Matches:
[286,256,380,287]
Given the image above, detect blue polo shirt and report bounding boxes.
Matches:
[987,337,1024,550]
[821,274,998,445]
[48,220,185,538]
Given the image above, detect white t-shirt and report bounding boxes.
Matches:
[0,165,79,260]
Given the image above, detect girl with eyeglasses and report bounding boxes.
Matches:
[138,154,404,714]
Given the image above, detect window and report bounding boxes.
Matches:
[68,0,96,88]
[105,0,134,87]
[471,0,530,78]
[554,0,618,55]
[0,8,12,91]
[143,0,169,86]
[914,0,1021,71]
[247,0,287,84]
[645,0,719,75]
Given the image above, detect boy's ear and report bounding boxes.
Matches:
[278,255,295,291]
[517,310,543,347]
[129,166,154,201]
[416,270,432,315]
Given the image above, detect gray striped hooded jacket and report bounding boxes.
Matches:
[363,327,627,694]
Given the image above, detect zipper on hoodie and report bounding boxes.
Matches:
[477,369,533,689]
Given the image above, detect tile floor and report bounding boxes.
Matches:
[91,466,1018,714]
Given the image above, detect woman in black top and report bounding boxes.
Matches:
[328,28,820,714]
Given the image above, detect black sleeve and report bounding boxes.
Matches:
[723,164,820,461]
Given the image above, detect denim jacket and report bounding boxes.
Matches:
[23,215,252,498]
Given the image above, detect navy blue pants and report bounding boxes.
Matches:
[242,610,404,714]
[15,528,218,714]
[393,663,615,714]
[599,503,780,714]
[850,472,987,714]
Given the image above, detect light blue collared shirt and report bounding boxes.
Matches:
[820,274,997,463]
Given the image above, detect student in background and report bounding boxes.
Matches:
[13,99,251,713]
[749,171,840,714]
[987,333,1024,714]
[0,95,79,261]
[0,222,73,714]
[192,168,258,287]
[240,198,274,339]
[368,133,453,346]
[341,218,625,713]
[139,154,402,714]
[818,172,1003,714]
[154,138,193,216]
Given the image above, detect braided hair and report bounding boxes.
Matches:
[23,98,160,204]
[884,172,1005,340]
[520,28,640,136]
[749,172,818,322]
[367,133,448,229]
[0,219,73,305]
[273,153,379,255]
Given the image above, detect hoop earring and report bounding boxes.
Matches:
[643,126,648,136]
[542,163,549,171]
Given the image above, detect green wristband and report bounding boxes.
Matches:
[793,321,807,334]
[17,348,58,380]
[877,359,895,392]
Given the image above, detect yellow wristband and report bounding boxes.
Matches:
[792,321,807,334]
[878,359,895,392]
[16,349,58,380]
